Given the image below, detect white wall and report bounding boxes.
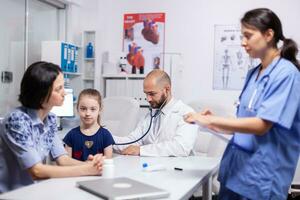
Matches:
[27,0,61,65]
[66,0,99,45]
[87,0,300,115]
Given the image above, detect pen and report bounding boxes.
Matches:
[174,167,183,171]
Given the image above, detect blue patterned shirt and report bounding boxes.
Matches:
[0,107,67,193]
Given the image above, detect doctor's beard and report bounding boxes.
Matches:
[149,93,167,109]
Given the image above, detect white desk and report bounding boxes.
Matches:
[0,155,220,200]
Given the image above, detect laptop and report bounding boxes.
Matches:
[77,177,170,200]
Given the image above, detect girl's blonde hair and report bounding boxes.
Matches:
[77,88,102,125]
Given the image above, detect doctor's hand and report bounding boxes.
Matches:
[121,145,140,156]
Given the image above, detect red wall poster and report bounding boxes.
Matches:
[123,13,165,74]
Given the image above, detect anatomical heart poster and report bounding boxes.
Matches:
[123,13,165,74]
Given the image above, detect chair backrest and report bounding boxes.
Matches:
[206,134,229,157]
[193,129,229,157]
[188,100,235,117]
[193,130,213,155]
[101,96,140,137]
[189,100,232,157]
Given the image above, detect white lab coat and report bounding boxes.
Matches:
[113,98,198,156]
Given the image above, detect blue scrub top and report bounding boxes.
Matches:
[219,58,300,200]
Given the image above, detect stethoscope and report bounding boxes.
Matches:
[113,97,168,146]
[235,57,282,112]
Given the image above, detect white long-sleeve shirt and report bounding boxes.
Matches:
[113,98,198,157]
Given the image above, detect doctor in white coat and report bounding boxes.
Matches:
[113,69,198,156]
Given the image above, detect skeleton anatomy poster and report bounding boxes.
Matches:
[213,24,258,90]
[123,13,165,74]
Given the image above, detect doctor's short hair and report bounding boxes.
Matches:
[241,8,300,70]
[19,61,62,109]
[146,69,172,87]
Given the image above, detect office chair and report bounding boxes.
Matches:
[102,96,140,137]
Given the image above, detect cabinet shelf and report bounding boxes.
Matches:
[84,58,95,61]
[82,30,96,89]
[103,74,146,106]
[102,74,146,79]
[83,77,94,81]
[63,72,82,76]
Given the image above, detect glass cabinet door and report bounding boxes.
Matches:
[0,0,26,116]
[0,0,65,117]
[27,0,62,66]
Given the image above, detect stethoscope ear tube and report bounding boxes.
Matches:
[113,110,155,146]
[236,58,281,112]
[113,96,168,146]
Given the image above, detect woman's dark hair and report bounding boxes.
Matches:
[19,61,62,109]
[241,8,300,70]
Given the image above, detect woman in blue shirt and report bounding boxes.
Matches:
[185,8,300,200]
[0,62,103,193]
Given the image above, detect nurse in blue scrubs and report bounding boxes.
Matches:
[185,8,300,200]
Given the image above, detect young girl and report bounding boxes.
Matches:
[63,89,114,161]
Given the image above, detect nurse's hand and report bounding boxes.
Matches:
[184,112,211,127]
[184,111,232,134]
[201,109,214,116]
[184,111,224,133]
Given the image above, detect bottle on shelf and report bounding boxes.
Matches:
[86,42,94,58]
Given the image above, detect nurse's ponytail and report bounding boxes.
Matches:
[280,36,300,70]
[241,8,300,70]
